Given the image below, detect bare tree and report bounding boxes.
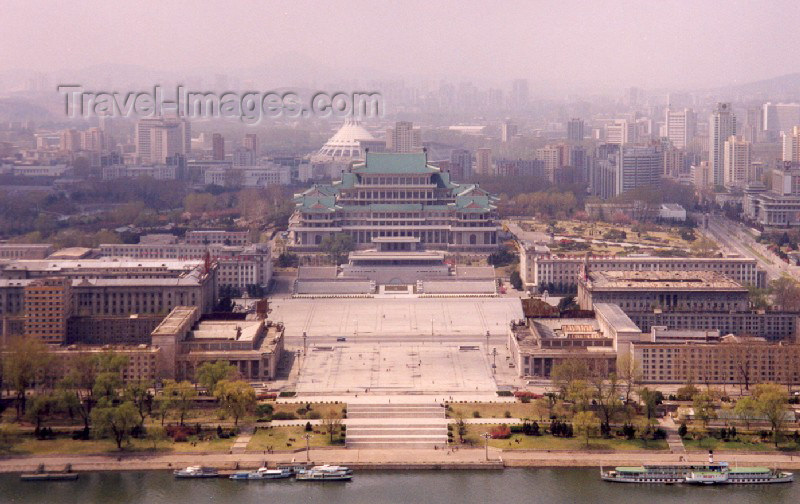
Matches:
[321,415,342,443]
[617,353,641,403]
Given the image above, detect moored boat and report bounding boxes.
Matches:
[230,467,292,481]
[295,465,353,481]
[173,466,219,479]
[601,451,793,485]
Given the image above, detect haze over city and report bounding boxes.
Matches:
[2,1,800,93]
[2,2,800,503]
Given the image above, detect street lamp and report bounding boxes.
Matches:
[485,331,490,356]
[303,331,307,357]
[481,432,490,461]
[303,433,311,462]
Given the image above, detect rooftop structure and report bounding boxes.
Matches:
[311,118,375,163]
[517,248,765,291]
[507,307,639,378]
[577,270,750,312]
[150,306,284,381]
[289,152,499,252]
[582,270,745,291]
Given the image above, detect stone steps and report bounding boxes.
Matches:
[347,427,447,436]
[345,403,448,449]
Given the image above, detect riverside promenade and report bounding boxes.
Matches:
[2,447,800,474]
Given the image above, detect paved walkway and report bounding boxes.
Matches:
[231,426,254,454]
[3,446,800,474]
[658,416,686,454]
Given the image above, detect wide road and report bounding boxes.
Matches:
[703,213,798,282]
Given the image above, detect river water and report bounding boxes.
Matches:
[1,468,797,503]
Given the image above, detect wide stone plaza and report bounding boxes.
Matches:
[295,342,497,394]
[268,297,524,340]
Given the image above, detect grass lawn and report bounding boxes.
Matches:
[247,425,343,451]
[269,402,347,420]
[459,424,668,451]
[447,402,543,420]
[684,437,800,452]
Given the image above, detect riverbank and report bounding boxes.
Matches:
[2,447,800,474]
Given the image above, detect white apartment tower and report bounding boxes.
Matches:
[782,126,800,163]
[723,135,752,188]
[709,103,737,187]
[136,117,191,164]
[386,121,422,153]
[605,120,636,146]
[665,108,696,149]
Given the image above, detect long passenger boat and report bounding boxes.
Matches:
[601,452,793,485]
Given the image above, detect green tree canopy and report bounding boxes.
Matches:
[196,361,239,394]
[213,379,256,426]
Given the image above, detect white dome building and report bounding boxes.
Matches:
[311,118,375,163]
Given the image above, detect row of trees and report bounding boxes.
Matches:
[1,339,257,450]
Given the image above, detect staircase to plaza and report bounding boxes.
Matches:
[345,403,449,449]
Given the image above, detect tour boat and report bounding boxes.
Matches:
[602,464,792,485]
[229,467,292,480]
[173,466,219,479]
[601,452,793,485]
[295,465,353,481]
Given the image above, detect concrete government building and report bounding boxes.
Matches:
[289,152,499,252]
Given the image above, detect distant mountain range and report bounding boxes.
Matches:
[706,72,800,100]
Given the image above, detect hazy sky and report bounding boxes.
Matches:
[3,0,800,90]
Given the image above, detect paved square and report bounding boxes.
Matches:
[269,297,523,338]
[296,343,497,393]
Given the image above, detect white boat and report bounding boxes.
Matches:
[173,466,219,479]
[601,451,793,485]
[230,467,292,481]
[295,465,353,481]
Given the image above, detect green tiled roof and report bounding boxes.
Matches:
[298,195,337,213]
[352,152,438,174]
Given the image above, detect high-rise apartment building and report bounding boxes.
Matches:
[567,118,584,142]
[59,129,81,152]
[80,127,106,153]
[243,133,259,155]
[450,149,472,181]
[23,277,73,344]
[743,107,764,143]
[385,121,422,153]
[723,135,752,188]
[782,126,800,163]
[136,117,191,164]
[606,120,636,145]
[475,148,493,176]
[501,120,518,143]
[534,146,563,182]
[663,145,687,179]
[709,103,737,187]
[664,108,696,149]
[616,145,663,195]
[212,133,225,161]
